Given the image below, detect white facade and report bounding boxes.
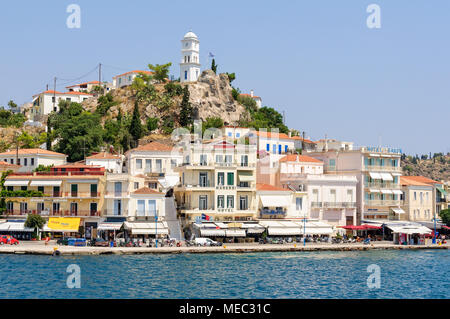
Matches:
[222,126,251,140]
[112,70,153,89]
[180,31,201,83]
[104,174,146,217]
[66,81,100,92]
[31,90,93,119]
[86,153,124,173]
[0,149,67,173]
[315,139,354,152]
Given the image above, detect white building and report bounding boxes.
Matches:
[86,152,124,173]
[125,141,183,193]
[240,90,262,108]
[30,90,93,119]
[315,138,354,152]
[0,148,67,173]
[180,31,201,83]
[66,81,100,92]
[222,126,251,140]
[307,146,403,223]
[112,70,153,89]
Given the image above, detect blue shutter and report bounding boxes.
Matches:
[278,145,282,154]
[266,144,270,151]
[285,145,288,153]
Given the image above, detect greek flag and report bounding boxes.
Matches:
[208,52,215,58]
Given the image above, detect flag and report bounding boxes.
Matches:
[201,213,210,221]
[208,52,215,58]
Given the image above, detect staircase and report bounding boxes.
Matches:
[165,197,184,240]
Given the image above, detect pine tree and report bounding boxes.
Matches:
[179,86,193,127]
[211,59,217,74]
[129,101,143,146]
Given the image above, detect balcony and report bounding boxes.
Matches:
[364,165,401,172]
[215,184,236,190]
[365,182,401,189]
[311,202,322,208]
[62,210,101,217]
[65,192,100,198]
[323,202,357,208]
[365,199,401,206]
[4,210,100,217]
[105,191,130,198]
[259,209,286,218]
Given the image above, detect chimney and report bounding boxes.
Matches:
[288,131,292,138]
[250,90,254,97]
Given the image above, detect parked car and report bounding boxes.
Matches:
[92,238,116,247]
[0,235,19,245]
[194,237,222,246]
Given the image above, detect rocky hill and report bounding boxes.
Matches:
[82,70,250,128]
[402,155,450,182]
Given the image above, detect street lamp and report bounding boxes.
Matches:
[303,216,306,247]
[155,209,158,248]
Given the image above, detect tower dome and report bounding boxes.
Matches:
[183,31,198,39]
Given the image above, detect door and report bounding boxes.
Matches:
[70,203,78,216]
[148,200,156,216]
[199,196,208,210]
[114,182,122,197]
[71,184,78,197]
[239,196,248,210]
[137,200,145,216]
[90,202,98,216]
[199,172,208,187]
[52,202,60,215]
[114,199,122,216]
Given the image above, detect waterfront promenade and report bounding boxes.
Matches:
[0,241,448,255]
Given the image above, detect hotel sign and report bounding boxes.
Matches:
[362,146,402,154]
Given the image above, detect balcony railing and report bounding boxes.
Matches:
[311,202,322,208]
[365,182,401,189]
[4,210,100,217]
[365,199,401,206]
[62,210,101,217]
[216,184,236,190]
[323,202,357,208]
[64,192,100,198]
[364,165,401,172]
[259,209,286,217]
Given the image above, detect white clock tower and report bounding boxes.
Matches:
[180,30,201,82]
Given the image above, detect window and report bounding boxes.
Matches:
[148,182,157,189]
[199,172,208,187]
[71,184,78,197]
[90,203,97,216]
[145,159,152,172]
[236,133,240,138]
[155,159,162,172]
[17,158,20,165]
[136,159,142,169]
[278,145,282,154]
[7,186,13,191]
[21,186,27,191]
[266,144,270,152]
[414,192,417,201]
[171,159,177,168]
[217,172,225,185]
[296,197,303,210]
[114,199,122,215]
[285,145,288,153]
[216,155,223,164]
[225,155,232,164]
[273,144,277,154]
[227,172,234,186]
[38,186,44,193]
[185,71,187,80]
[239,196,248,210]
[53,186,60,197]
[66,98,71,102]
[147,200,156,216]
[330,189,336,202]
[199,195,208,210]
[128,76,131,81]
[24,158,28,166]
[137,200,145,216]
[10,159,13,164]
[90,184,97,197]
[228,132,232,137]
[52,97,56,103]
[200,154,208,166]
[227,195,234,208]
[241,155,248,167]
[217,195,224,208]
[420,192,423,204]
[37,202,45,213]
[329,159,336,169]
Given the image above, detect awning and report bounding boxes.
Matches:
[369,172,382,179]
[260,195,290,207]
[246,227,265,234]
[158,175,180,189]
[369,189,380,193]
[46,218,80,232]
[380,173,393,181]
[200,229,226,237]
[268,227,301,236]
[225,229,246,237]
[214,222,228,229]
[392,190,403,195]
[98,222,123,231]
[381,189,393,194]
[4,180,29,186]
[436,187,447,196]
[0,222,33,232]
[124,222,169,235]
[238,174,253,182]
[67,179,98,183]
[388,225,432,235]
[391,208,405,215]
[304,227,333,235]
[30,180,62,187]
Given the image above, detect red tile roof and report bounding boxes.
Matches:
[279,154,323,163]
[400,176,431,187]
[401,176,440,185]
[132,187,164,195]
[252,131,291,140]
[239,93,261,99]
[0,161,20,167]
[131,141,174,152]
[86,152,121,160]
[0,148,66,157]
[257,183,291,192]
[113,70,153,79]
[66,81,100,88]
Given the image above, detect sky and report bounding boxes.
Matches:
[0,0,449,155]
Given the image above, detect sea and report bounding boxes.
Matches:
[0,249,448,298]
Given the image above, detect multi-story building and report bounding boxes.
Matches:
[66,81,100,93]
[125,141,183,193]
[400,176,434,222]
[222,126,251,140]
[0,148,67,172]
[86,152,124,173]
[3,164,106,238]
[30,90,93,119]
[0,160,20,173]
[307,146,403,223]
[239,90,262,108]
[174,139,258,224]
[274,154,357,226]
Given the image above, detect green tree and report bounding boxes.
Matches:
[211,59,218,74]
[17,131,47,149]
[33,164,53,172]
[244,107,289,134]
[95,93,118,116]
[164,82,183,97]
[129,101,144,145]
[226,72,236,83]
[202,117,224,133]
[179,86,193,127]
[440,209,450,226]
[7,100,18,111]
[146,117,159,133]
[25,214,46,239]
[148,62,172,83]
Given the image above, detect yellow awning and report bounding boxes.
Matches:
[227,222,243,228]
[47,218,80,232]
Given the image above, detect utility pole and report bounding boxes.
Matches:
[98,63,102,88]
[53,77,57,111]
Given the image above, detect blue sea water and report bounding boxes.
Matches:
[0,249,448,299]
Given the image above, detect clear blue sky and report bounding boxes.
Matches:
[1,0,449,155]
